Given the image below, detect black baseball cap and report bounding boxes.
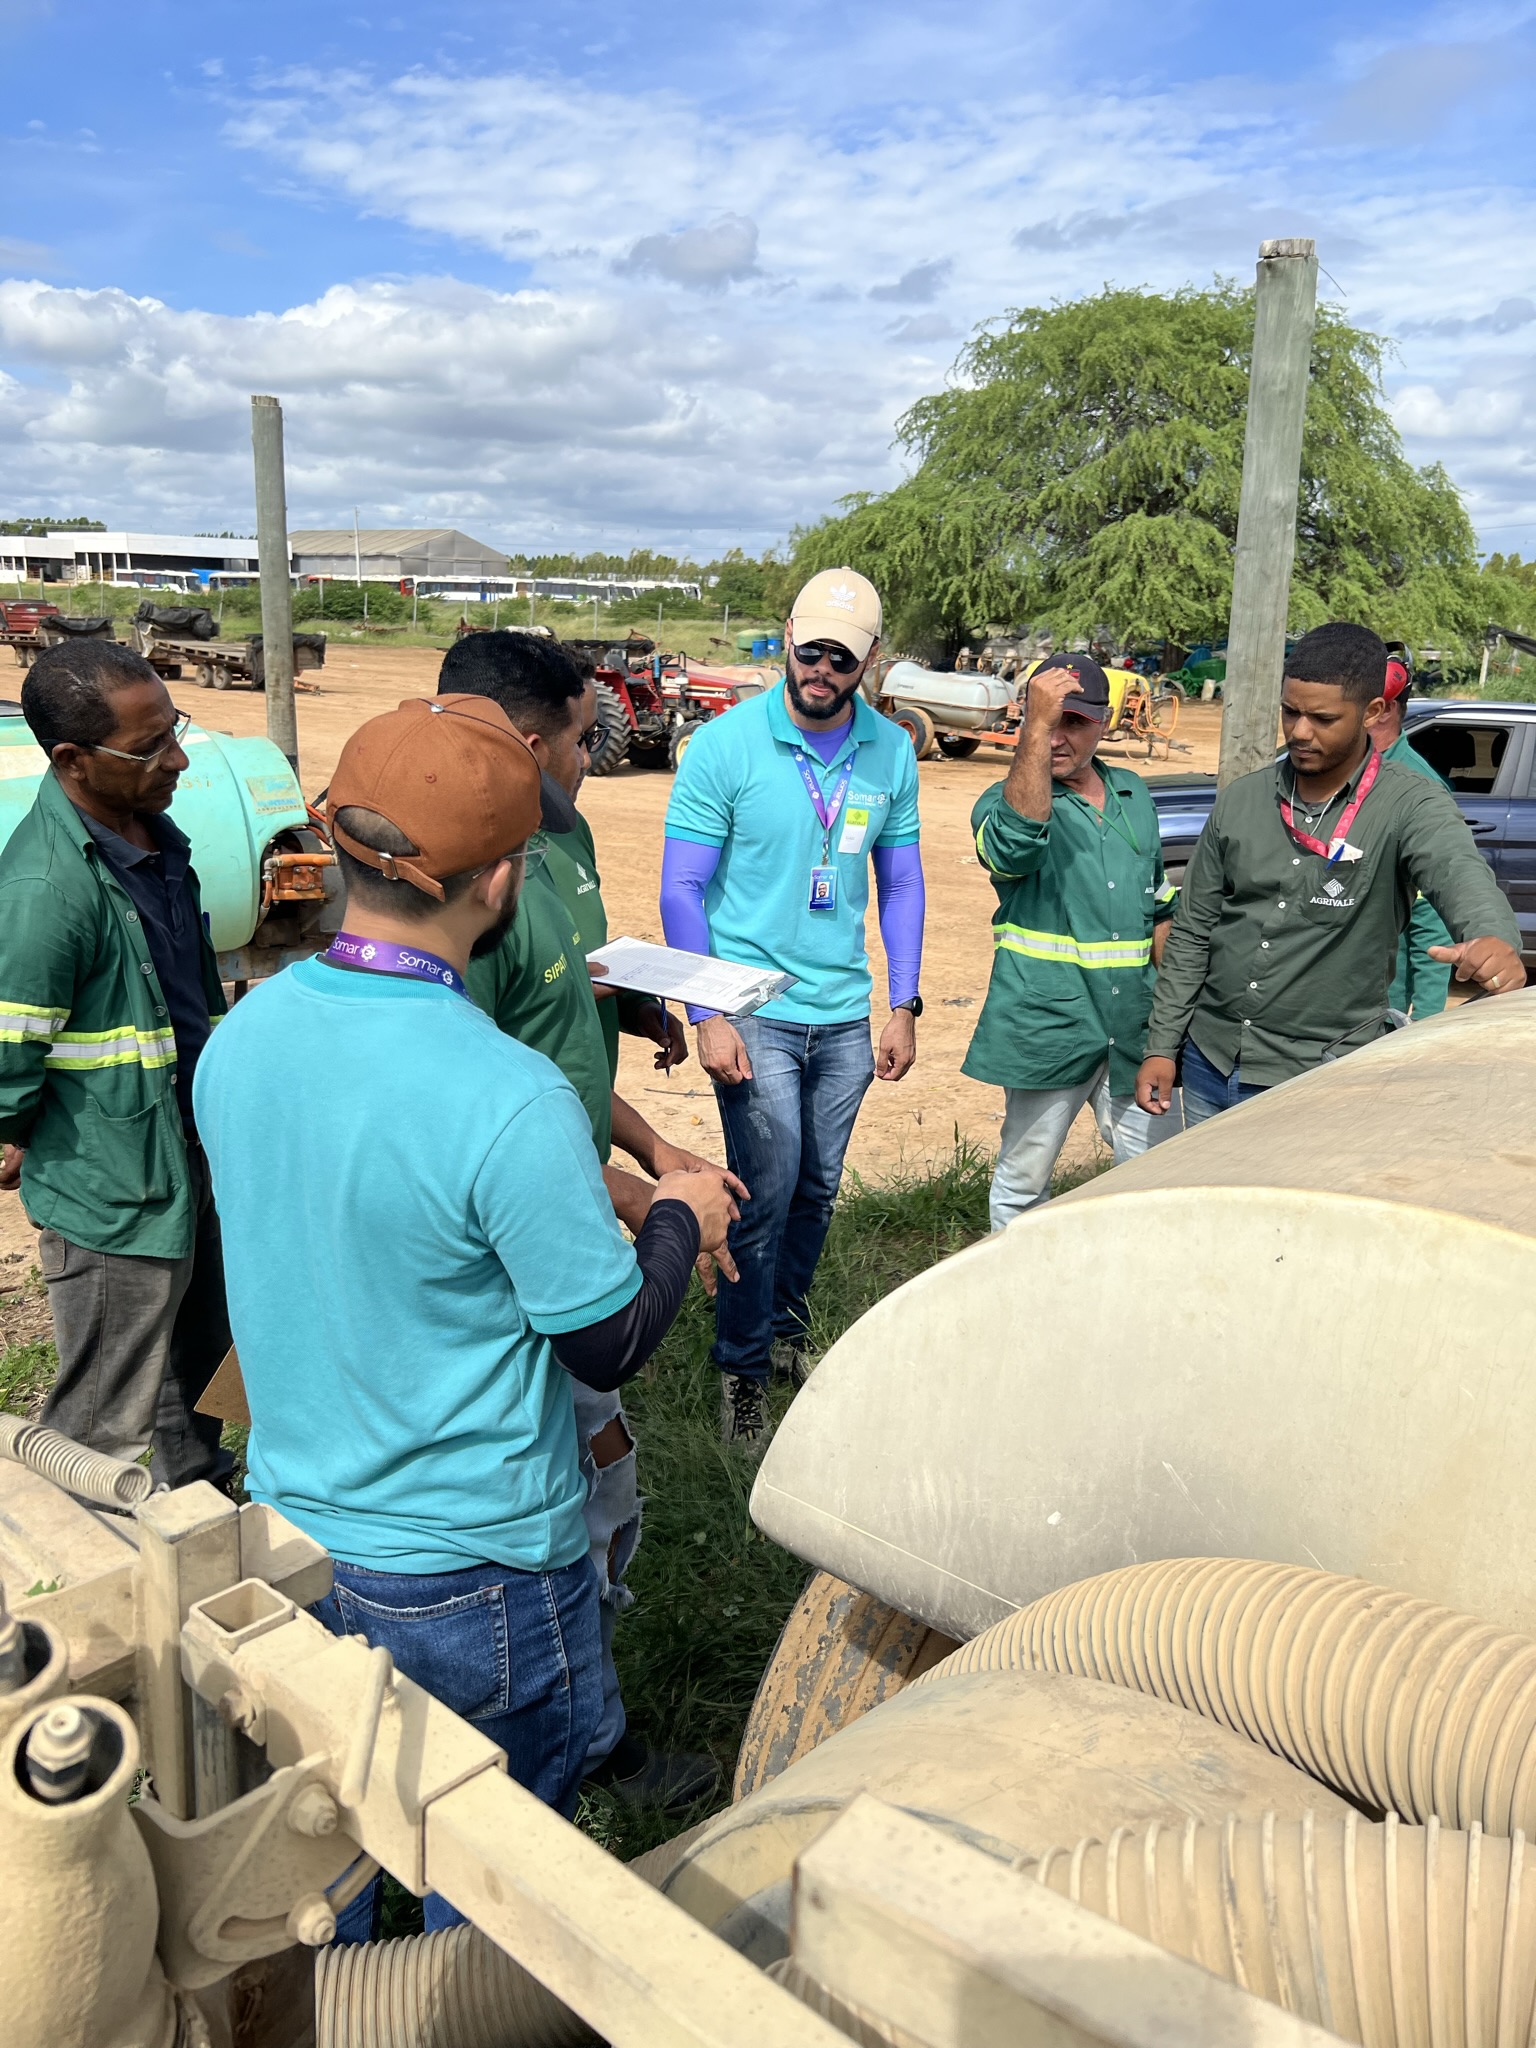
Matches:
[1034,653,1112,721]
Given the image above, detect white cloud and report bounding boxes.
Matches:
[6,41,1536,553]
[617,215,760,289]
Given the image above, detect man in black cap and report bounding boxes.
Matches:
[962,658,1181,1227]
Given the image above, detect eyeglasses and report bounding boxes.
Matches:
[518,833,549,874]
[577,722,604,753]
[91,711,193,766]
[792,641,861,676]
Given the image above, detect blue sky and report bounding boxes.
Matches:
[3,0,1535,562]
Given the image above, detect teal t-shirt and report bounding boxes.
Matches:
[664,682,921,1023]
[193,956,641,1575]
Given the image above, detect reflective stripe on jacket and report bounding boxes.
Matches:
[0,771,225,1256]
[962,765,1174,1095]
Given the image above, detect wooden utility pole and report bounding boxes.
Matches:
[251,395,298,771]
[1218,239,1319,787]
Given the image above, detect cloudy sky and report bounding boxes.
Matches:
[2,0,1535,559]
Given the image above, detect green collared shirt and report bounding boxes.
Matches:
[1146,748,1519,1085]
[962,764,1177,1096]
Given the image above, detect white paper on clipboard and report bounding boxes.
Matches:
[587,936,796,1017]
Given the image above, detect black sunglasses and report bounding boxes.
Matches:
[792,641,861,676]
[577,721,604,752]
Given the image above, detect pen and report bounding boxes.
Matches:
[659,996,673,1077]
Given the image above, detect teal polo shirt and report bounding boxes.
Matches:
[194,957,641,1576]
[665,682,921,1024]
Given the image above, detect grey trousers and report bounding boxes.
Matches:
[37,1140,231,1489]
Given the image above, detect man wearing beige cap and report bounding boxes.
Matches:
[195,695,734,1937]
[662,568,925,1453]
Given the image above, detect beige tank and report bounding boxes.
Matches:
[752,993,1536,1642]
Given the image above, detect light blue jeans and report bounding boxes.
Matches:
[710,1015,875,1379]
[988,1061,1180,1230]
[316,1551,602,1939]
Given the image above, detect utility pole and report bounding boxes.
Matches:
[1218,238,1319,788]
[251,394,297,772]
[353,508,362,587]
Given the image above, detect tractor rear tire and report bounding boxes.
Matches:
[891,705,937,759]
[586,681,631,776]
[733,1570,958,1802]
[669,719,707,771]
[936,733,980,759]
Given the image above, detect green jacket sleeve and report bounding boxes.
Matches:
[1143,811,1226,1060]
[0,875,82,1145]
[972,784,1049,879]
[1402,893,1453,1018]
[1397,780,1522,952]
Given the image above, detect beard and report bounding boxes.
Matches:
[470,866,524,959]
[785,667,862,724]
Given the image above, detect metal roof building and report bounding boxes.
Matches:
[0,531,259,585]
[289,528,508,584]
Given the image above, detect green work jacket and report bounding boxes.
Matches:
[1145,751,1519,1085]
[962,765,1177,1097]
[466,854,615,1161]
[0,771,225,1257]
[542,813,652,1091]
[1381,732,1453,1019]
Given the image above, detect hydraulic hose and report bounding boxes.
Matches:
[920,1558,1536,1838]
[0,1414,152,1510]
[1021,1811,1536,2048]
[313,1921,596,2048]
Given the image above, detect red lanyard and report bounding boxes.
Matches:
[1278,748,1381,859]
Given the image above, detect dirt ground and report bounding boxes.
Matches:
[0,649,1223,1263]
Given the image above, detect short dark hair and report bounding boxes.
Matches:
[332,805,480,923]
[437,631,585,740]
[21,640,161,754]
[1284,623,1389,705]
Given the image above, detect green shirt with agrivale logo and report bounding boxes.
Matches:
[466,853,614,1161]
[962,763,1177,1097]
[1146,750,1519,1086]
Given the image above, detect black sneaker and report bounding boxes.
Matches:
[720,1372,770,1458]
[769,1338,812,1389]
[584,1733,721,1814]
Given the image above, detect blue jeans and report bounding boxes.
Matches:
[1180,1038,1268,1125]
[711,1015,874,1379]
[314,1551,602,1938]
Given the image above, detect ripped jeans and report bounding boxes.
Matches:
[573,1380,641,1773]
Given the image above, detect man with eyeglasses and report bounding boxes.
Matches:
[0,641,232,1487]
[662,568,925,1454]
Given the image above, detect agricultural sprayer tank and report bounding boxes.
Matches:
[0,700,336,977]
[5,997,1536,2048]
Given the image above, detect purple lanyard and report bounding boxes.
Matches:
[792,749,856,861]
[320,931,468,997]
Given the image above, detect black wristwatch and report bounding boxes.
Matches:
[893,995,924,1018]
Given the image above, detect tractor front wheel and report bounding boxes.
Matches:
[669,719,707,771]
[586,681,631,776]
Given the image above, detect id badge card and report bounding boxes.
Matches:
[808,865,839,911]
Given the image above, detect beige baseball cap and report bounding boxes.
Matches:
[789,567,883,662]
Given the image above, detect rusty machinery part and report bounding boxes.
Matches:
[260,848,334,911]
[1,1691,182,2048]
[585,679,632,776]
[1020,1811,1536,2048]
[314,1919,596,2048]
[917,1557,1536,1842]
[0,1409,153,1509]
[889,703,937,759]
[667,1668,1354,1967]
[734,1571,957,1802]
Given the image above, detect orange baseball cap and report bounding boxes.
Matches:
[327,694,547,901]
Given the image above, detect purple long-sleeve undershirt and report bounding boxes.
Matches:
[660,835,925,1021]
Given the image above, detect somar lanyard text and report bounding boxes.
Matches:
[792,747,857,913]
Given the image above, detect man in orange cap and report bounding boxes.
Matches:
[195,695,735,1939]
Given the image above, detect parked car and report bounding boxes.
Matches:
[1146,700,1536,964]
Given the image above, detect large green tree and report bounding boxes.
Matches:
[792,285,1482,658]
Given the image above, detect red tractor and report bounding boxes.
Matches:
[566,639,769,774]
